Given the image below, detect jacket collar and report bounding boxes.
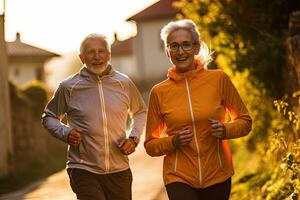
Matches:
[167,58,204,82]
[80,64,114,81]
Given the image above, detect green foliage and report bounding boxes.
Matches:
[230,93,300,200]
[9,80,49,117]
[261,136,300,200]
[9,82,27,106]
[274,91,300,138]
[22,80,48,117]
[174,0,300,97]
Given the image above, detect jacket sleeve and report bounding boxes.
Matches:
[41,83,72,143]
[221,72,252,139]
[127,79,147,141]
[144,87,175,157]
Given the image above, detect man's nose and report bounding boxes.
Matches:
[94,52,101,59]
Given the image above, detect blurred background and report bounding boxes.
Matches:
[0,0,300,199]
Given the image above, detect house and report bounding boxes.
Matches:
[6,32,60,86]
[111,34,138,80]
[111,0,180,82]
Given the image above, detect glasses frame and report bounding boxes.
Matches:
[166,41,196,52]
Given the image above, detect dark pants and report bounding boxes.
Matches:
[67,168,132,200]
[166,178,231,200]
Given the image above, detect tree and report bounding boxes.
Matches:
[175,0,300,97]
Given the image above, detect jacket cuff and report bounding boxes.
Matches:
[223,122,234,139]
[62,127,72,143]
[164,135,176,153]
[129,129,141,140]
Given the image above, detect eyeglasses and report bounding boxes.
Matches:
[167,41,195,52]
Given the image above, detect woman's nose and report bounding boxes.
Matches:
[177,46,185,54]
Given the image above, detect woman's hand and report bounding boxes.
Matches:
[172,126,193,148]
[208,118,226,139]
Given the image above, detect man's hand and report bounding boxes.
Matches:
[208,118,226,139]
[172,126,193,148]
[68,128,82,146]
[118,138,136,155]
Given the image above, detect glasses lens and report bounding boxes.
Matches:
[169,43,179,52]
[168,42,194,52]
[182,42,193,51]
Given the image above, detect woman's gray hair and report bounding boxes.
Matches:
[160,19,212,66]
[79,33,111,54]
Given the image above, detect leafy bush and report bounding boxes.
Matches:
[22,81,48,117]
[231,93,300,200]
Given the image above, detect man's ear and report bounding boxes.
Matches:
[79,54,85,64]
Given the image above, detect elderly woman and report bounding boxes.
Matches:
[144,19,252,200]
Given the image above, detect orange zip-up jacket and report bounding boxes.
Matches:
[145,59,252,188]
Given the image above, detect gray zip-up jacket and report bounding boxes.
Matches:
[42,65,147,174]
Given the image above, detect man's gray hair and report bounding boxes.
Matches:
[79,33,111,54]
[160,19,212,66]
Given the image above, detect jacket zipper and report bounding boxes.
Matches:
[174,150,178,173]
[217,139,223,168]
[98,80,110,173]
[185,78,202,186]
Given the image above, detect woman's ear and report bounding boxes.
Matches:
[194,42,200,55]
[165,49,170,58]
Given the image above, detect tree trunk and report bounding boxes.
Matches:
[285,11,300,140]
[0,14,13,178]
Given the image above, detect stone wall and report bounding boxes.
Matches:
[9,83,66,174]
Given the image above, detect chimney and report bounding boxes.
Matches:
[114,32,118,42]
[15,32,21,41]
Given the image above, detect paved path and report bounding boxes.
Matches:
[0,141,168,200]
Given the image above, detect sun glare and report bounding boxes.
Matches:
[0,0,4,15]
[4,0,157,54]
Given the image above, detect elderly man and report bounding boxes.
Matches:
[42,33,146,200]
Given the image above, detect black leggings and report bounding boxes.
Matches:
[67,168,132,200]
[166,178,231,200]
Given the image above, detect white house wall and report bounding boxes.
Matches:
[9,62,42,86]
[110,54,138,80]
[135,19,172,80]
